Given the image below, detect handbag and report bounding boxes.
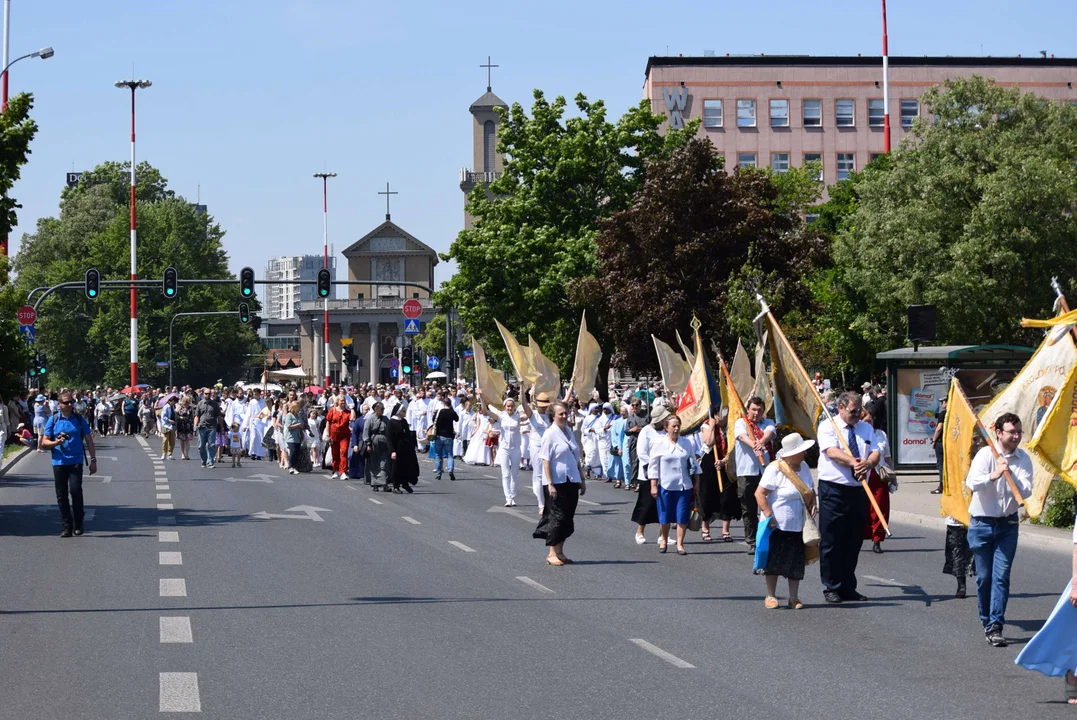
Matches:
[688,506,703,532]
[878,465,897,486]
[426,409,441,441]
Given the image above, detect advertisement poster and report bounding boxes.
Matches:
[895,367,1019,466]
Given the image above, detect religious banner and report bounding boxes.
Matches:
[751,329,773,413]
[653,335,691,396]
[719,356,756,482]
[472,339,507,412]
[674,318,721,433]
[765,312,822,439]
[676,329,696,366]
[495,319,536,385]
[1027,360,1077,493]
[569,312,603,402]
[731,339,754,403]
[941,379,978,526]
[528,335,561,401]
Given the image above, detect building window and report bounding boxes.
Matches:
[703,99,723,128]
[769,99,789,127]
[805,213,820,224]
[357,292,364,299]
[771,152,790,172]
[737,152,757,169]
[900,99,919,128]
[837,153,856,181]
[836,99,855,127]
[413,293,420,299]
[803,99,822,127]
[803,152,823,182]
[737,99,756,127]
[868,99,885,127]
[869,152,883,164]
[483,120,496,173]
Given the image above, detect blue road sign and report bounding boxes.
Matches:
[156,361,170,368]
[403,318,420,335]
[461,349,474,358]
[427,356,439,370]
[19,324,34,343]
[389,368,398,378]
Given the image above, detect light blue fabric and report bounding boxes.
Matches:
[1015,579,1077,677]
[753,517,774,572]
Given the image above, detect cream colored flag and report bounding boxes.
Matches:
[569,311,603,401]
[751,330,774,413]
[676,329,696,366]
[653,335,691,395]
[731,339,754,403]
[495,319,537,384]
[528,335,561,401]
[472,339,507,412]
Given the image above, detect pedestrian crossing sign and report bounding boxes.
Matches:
[403,319,420,335]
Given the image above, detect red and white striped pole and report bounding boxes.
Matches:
[313,172,336,387]
[882,0,891,153]
[116,79,151,387]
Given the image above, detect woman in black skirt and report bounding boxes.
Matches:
[943,516,975,598]
[631,406,670,544]
[698,411,739,543]
[386,403,418,494]
[754,433,817,610]
[533,401,586,565]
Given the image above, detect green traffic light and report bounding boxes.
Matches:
[402,365,411,374]
[166,289,174,296]
[243,288,251,296]
[40,367,47,375]
[88,289,97,297]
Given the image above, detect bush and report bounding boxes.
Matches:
[1036,480,1076,530]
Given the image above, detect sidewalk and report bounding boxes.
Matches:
[0,444,31,477]
[892,470,1074,553]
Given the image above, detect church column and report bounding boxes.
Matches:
[369,322,378,386]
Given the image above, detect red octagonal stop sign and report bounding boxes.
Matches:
[17,305,36,325]
[402,299,423,319]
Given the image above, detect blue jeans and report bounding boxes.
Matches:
[197,427,216,465]
[967,514,1020,629]
[434,436,454,479]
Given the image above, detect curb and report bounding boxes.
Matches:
[891,509,1072,554]
[0,445,32,477]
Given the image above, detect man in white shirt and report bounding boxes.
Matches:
[964,411,1033,647]
[407,390,430,442]
[817,391,880,604]
[734,396,776,551]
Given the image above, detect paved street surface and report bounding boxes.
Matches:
[1,436,1073,719]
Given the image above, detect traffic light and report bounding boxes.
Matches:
[239,302,250,324]
[34,352,47,377]
[240,267,255,299]
[85,268,100,299]
[341,339,353,363]
[401,347,412,375]
[317,268,331,298]
[163,266,178,299]
[251,315,262,330]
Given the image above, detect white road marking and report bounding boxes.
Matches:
[448,541,476,553]
[135,436,148,448]
[100,476,112,483]
[158,515,176,526]
[159,551,183,566]
[863,574,911,588]
[157,485,169,491]
[578,498,600,506]
[250,506,331,522]
[84,509,95,522]
[483,474,499,479]
[159,616,193,643]
[157,493,172,500]
[158,503,174,511]
[159,672,201,712]
[402,516,421,525]
[95,455,118,461]
[368,498,383,505]
[516,576,555,593]
[159,531,179,542]
[487,505,536,522]
[155,470,168,476]
[159,579,187,597]
[629,639,696,669]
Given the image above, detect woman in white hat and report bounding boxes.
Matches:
[755,432,818,609]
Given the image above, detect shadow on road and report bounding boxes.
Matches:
[0,502,257,537]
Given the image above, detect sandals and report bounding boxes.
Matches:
[558,557,575,564]
[1066,672,1077,704]
[788,599,805,610]
[546,557,565,566]
[701,532,713,542]
[764,596,780,609]
[722,533,733,543]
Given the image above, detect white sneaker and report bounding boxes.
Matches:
[328,473,337,479]
[160,454,166,460]
[635,534,646,545]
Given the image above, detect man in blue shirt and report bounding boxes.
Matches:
[42,391,98,537]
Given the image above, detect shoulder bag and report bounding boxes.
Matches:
[427,409,441,441]
[776,460,821,563]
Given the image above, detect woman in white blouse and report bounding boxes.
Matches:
[647,414,701,556]
[754,433,817,610]
[480,394,523,507]
[533,401,586,566]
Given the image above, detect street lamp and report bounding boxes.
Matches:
[116,78,152,388]
[313,171,336,388]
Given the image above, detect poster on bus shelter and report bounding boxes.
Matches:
[894,367,1018,465]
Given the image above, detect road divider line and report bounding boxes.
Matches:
[159,616,193,643]
[157,493,172,500]
[159,672,201,712]
[159,551,182,566]
[402,516,421,525]
[101,476,112,483]
[448,540,476,553]
[863,574,911,588]
[135,436,148,448]
[158,531,179,542]
[516,576,555,594]
[158,503,174,511]
[158,515,176,526]
[346,485,358,491]
[629,639,695,669]
[159,579,187,597]
[157,485,169,491]
[369,498,383,505]
[578,498,600,506]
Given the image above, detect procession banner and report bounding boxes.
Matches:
[674,320,720,433]
[979,326,1077,517]
[495,319,537,385]
[941,379,978,526]
[528,335,561,401]
[751,329,774,413]
[653,335,692,396]
[472,339,507,412]
[719,356,763,472]
[765,313,822,439]
[1027,360,1077,493]
[568,311,602,402]
[731,339,754,403]
[676,329,696,366]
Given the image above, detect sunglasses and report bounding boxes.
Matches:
[59,400,73,405]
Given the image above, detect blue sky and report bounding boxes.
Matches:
[6,0,1075,294]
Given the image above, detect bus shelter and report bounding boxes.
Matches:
[878,345,1033,470]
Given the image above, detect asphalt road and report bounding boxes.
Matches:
[0,434,1073,719]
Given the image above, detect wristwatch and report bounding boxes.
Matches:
[90,457,97,463]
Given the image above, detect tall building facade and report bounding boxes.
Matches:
[459,79,508,229]
[644,55,1077,196]
[263,255,337,320]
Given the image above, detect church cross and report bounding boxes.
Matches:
[480,55,498,93]
[378,182,398,221]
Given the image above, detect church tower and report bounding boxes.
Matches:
[459,57,508,229]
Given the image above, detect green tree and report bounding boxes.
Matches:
[437,91,695,376]
[832,76,1077,356]
[572,137,830,372]
[13,161,262,388]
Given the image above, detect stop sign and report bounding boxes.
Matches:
[402,299,423,319]
[17,305,36,325]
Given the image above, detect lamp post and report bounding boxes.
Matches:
[313,172,336,388]
[115,79,151,387]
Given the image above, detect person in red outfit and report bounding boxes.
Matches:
[861,407,893,553]
[325,395,353,480]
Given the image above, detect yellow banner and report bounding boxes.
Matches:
[1021,308,1077,328]
[472,339,507,412]
[765,313,822,439]
[731,339,754,403]
[1027,361,1077,492]
[721,357,747,486]
[674,324,715,433]
[528,335,561,401]
[941,379,977,526]
[653,335,691,395]
[569,312,603,402]
[495,319,536,385]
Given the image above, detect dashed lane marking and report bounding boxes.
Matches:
[159,672,201,712]
[578,498,600,506]
[159,617,193,643]
[159,531,179,542]
[402,516,421,525]
[100,476,112,483]
[516,576,555,594]
[863,574,912,588]
[629,639,696,669]
[159,552,182,566]
[368,498,383,505]
[159,579,187,597]
[448,541,476,553]
[158,515,176,526]
[158,503,174,511]
[157,494,172,500]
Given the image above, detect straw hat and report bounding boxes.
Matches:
[776,432,815,459]
[535,392,553,409]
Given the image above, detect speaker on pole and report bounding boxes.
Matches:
[907,305,937,350]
